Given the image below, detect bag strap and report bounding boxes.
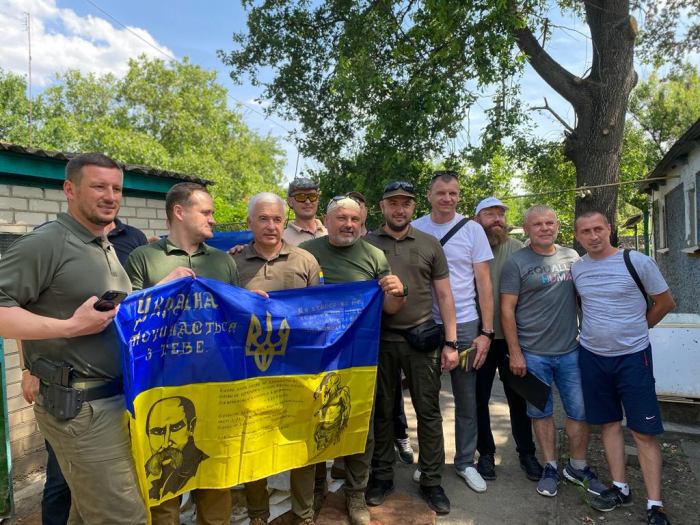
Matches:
[440,217,470,246]
[622,249,648,301]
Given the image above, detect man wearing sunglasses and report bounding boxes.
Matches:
[364,181,458,515]
[300,195,406,525]
[283,177,328,246]
[412,170,495,494]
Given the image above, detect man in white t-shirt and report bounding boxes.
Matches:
[412,171,494,493]
[573,211,675,525]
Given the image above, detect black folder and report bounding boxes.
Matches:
[501,356,551,412]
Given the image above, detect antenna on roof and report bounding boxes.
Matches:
[23,12,33,147]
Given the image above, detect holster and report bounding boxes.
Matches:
[39,382,83,421]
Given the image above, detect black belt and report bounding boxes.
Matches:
[77,380,124,401]
[40,379,123,402]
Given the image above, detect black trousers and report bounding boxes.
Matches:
[393,368,409,439]
[475,338,536,458]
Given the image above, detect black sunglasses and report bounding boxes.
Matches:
[383,181,415,194]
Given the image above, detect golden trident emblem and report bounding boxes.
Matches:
[245,312,290,372]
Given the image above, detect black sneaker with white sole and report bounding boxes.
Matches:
[591,485,633,512]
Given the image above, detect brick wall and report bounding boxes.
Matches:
[0,184,168,238]
[3,338,46,481]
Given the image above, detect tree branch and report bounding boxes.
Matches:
[513,21,586,109]
[529,97,574,133]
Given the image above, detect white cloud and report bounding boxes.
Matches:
[0,0,174,88]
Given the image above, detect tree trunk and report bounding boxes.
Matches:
[515,0,637,251]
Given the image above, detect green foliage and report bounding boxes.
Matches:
[222,0,699,240]
[636,1,700,68]
[0,68,30,144]
[0,57,285,223]
[220,0,541,171]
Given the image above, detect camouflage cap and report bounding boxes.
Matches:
[287,177,320,196]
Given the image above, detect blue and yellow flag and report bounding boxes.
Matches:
[115,277,383,506]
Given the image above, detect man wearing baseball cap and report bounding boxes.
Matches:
[283,177,327,245]
[473,197,542,482]
[364,181,458,515]
[300,195,406,525]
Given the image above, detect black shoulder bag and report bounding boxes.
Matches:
[623,249,651,309]
[390,218,471,352]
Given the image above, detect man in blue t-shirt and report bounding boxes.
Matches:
[573,211,675,525]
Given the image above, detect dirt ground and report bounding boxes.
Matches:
[552,430,699,525]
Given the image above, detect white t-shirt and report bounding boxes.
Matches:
[571,250,669,356]
[412,213,493,323]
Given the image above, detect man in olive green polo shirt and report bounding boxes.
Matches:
[300,196,406,525]
[0,153,148,525]
[363,181,459,515]
[233,192,322,525]
[125,183,239,525]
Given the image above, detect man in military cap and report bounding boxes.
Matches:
[283,177,327,245]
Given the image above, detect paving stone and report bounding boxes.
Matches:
[314,491,435,525]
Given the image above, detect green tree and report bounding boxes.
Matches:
[0,68,30,144]
[222,0,698,243]
[0,57,286,223]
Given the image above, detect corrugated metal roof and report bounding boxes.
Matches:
[639,118,700,193]
[0,142,215,186]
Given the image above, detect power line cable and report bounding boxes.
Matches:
[499,175,677,201]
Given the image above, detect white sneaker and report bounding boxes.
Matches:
[413,469,421,483]
[457,466,487,493]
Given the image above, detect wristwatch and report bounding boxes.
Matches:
[444,340,459,349]
[398,283,409,297]
[479,329,495,340]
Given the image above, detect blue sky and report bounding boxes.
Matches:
[0,0,663,183]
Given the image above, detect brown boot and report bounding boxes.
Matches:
[345,492,371,525]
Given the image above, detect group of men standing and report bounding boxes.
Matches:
[0,153,675,525]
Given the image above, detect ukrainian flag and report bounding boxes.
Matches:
[115,277,382,507]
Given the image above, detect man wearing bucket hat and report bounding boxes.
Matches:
[300,195,406,525]
[472,197,542,482]
[364,181,458,515]
[283,177,327,245]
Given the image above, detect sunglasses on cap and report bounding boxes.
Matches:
[291,192,319,203]
[329,194,362,204]
[383,181,415,194]
[431,170,458,180]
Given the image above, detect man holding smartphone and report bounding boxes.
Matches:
[125,182,241,525]
[0,153,148,524]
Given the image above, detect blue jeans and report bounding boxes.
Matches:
[449,320,480,470]
[42,440,71,525]
[522,347,586,421]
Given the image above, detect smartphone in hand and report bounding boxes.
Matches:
[93,290,128,312]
